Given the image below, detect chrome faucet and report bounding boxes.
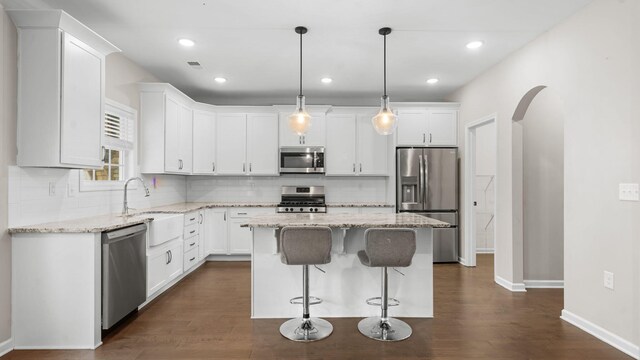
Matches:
[122,177,150,216]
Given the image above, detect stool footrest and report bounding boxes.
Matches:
[365,297,400,307]
[290,296,323,306]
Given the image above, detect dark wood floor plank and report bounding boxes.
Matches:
[2,255,632,359]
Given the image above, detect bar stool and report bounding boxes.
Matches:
[279,226,333,342]
[357,228,417,342]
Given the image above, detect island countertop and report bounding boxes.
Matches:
[241,212,450,228]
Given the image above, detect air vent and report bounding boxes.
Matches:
[187,61,202,69]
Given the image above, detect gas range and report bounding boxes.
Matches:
[277,186,327,213]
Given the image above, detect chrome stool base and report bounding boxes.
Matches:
[280,317,333,342]
[357,317,412,342]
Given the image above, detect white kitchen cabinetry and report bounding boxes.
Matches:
[140,83,194,174]
[192,110,216,174]
[228,208,274,255]
[396,108,458,147]
[279,112,326,147]
[326,113,388,176]
[204,209,228,255]
[9,10,119,169]
[216,113,278,176]
[147,240,183,297]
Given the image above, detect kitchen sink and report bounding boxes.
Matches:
[147,213,184,247]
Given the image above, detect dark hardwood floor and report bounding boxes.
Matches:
[3,255,631,359]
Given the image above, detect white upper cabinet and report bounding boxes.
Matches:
[9,10,119,169]
[192,110,216,175]
[396,107,458,147]
[427,109,458,146]
[279,111,326,147]
[357,114,388,176]
[325,111,388,176]
[215,114,247,175]
[140,84,193,174]
[326,114,357,175]
[247,113,279,175]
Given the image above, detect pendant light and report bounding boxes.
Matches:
[372,27,398,135]
[288,26,312,135]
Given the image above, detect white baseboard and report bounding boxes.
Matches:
[0,337,13,357]
[561,309,639,359]
[458,256,471,266]
[495,275,527,292]
[524,280,564,288]
[476,248,495,254]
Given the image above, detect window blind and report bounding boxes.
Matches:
[103,109,135,150]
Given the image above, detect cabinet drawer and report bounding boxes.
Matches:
[183,246,199,272]
[229,208,274,218]
[184,212,199,226]
[184,222,199,239]
[183,235,199,253]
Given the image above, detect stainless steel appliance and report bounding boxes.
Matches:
[396,147,459,263]
[279,147,325,174]
[277,185,327,213]
[102,224,147,330]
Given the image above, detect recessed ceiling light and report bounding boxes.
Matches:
[178,38,195,47]
[426,78,439,84]
[214,77,227,83]
[466,40,484,49]
[321,77,332,84]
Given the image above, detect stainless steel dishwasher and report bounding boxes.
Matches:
[102,223,147,330]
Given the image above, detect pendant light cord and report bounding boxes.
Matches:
[299,31,303,97]
[383,33,387,97]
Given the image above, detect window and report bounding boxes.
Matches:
[80,99,137,191]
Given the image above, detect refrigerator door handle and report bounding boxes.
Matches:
[423,154,429,206]
[418,154,424,210]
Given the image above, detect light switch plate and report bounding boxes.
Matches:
[619,183,639,201]
[604,271,614,290]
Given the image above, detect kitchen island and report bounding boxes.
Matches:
[243,212,450,319]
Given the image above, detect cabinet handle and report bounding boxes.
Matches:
[238,212,247,215]
[243,163,246,172]
[429,133,433,143]
[353,163,356,173]
[224,211,226,221]
[179,159,183,170]
[303,136,306,144]
[360,163,362,172]
[249,163,252,172]
[190,257,196,262]
[190,242,196,247]
[199,214,203,224]
[299,136,302,145]
[101,146,108,163]
[190,230,196,234]
[423,133,426,143]
[190,217,196,221]
[166,250,170,264]
[212,162,215,172]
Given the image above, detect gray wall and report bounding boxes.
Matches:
[0,4,17,346]
[449,0,639,346]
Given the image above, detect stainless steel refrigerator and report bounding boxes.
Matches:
[396,148,459,263]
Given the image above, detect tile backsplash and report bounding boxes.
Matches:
[8,166,186,227]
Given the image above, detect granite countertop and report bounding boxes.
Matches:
[9,214,154,234]
[326,203,394,208]
[138,202,393,214]
[241,213,450,229]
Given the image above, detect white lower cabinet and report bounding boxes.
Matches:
[205,209,229,255]
[229,218,253,254]
[147,240,183,297]
[202,207,273,257]
[183,246,199,272]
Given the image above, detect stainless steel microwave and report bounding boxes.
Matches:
[279,147,325,174]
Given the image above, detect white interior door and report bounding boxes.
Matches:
[60,33,104,167]
[192,110,216,174]
[325,114,357,176]
[357,114,388,176]
[247,113,279,175]
[215,114,247,175]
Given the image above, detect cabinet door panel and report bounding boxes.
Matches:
[357,114,388,176]
[164,96,181,172]
[147,250,169,296]
[205,209,228,255]
[279,112,302,147]
[178,105,193,173]
[396,110,428,146]
[192,111,216,174]
[427,109,458,146]
[325,114,357,176]
[166,242,184,281]
[303,112,326,146]
[247,113,279,175]
[215,114,247,175]
[60,33,103,167]
[229,218,252,254]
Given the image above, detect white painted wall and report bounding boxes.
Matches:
[449,0,639,348]
[0,4,16,347]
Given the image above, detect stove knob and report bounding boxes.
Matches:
[314,208,318,212]
[285,208,289,212]
[300,208,304,212]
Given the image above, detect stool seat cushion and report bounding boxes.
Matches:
[359,228,416,268]
[280,226,332,265]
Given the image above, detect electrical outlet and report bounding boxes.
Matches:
[48,182,56,197]
[619,183,639,201]
[604,271,614,290]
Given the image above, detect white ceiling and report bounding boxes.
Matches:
[3,0,592,105]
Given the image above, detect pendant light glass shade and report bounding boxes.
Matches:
[372,27,397,135]
[289,26,312,135]
[372,95,397,135]
[288,95,312,135]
